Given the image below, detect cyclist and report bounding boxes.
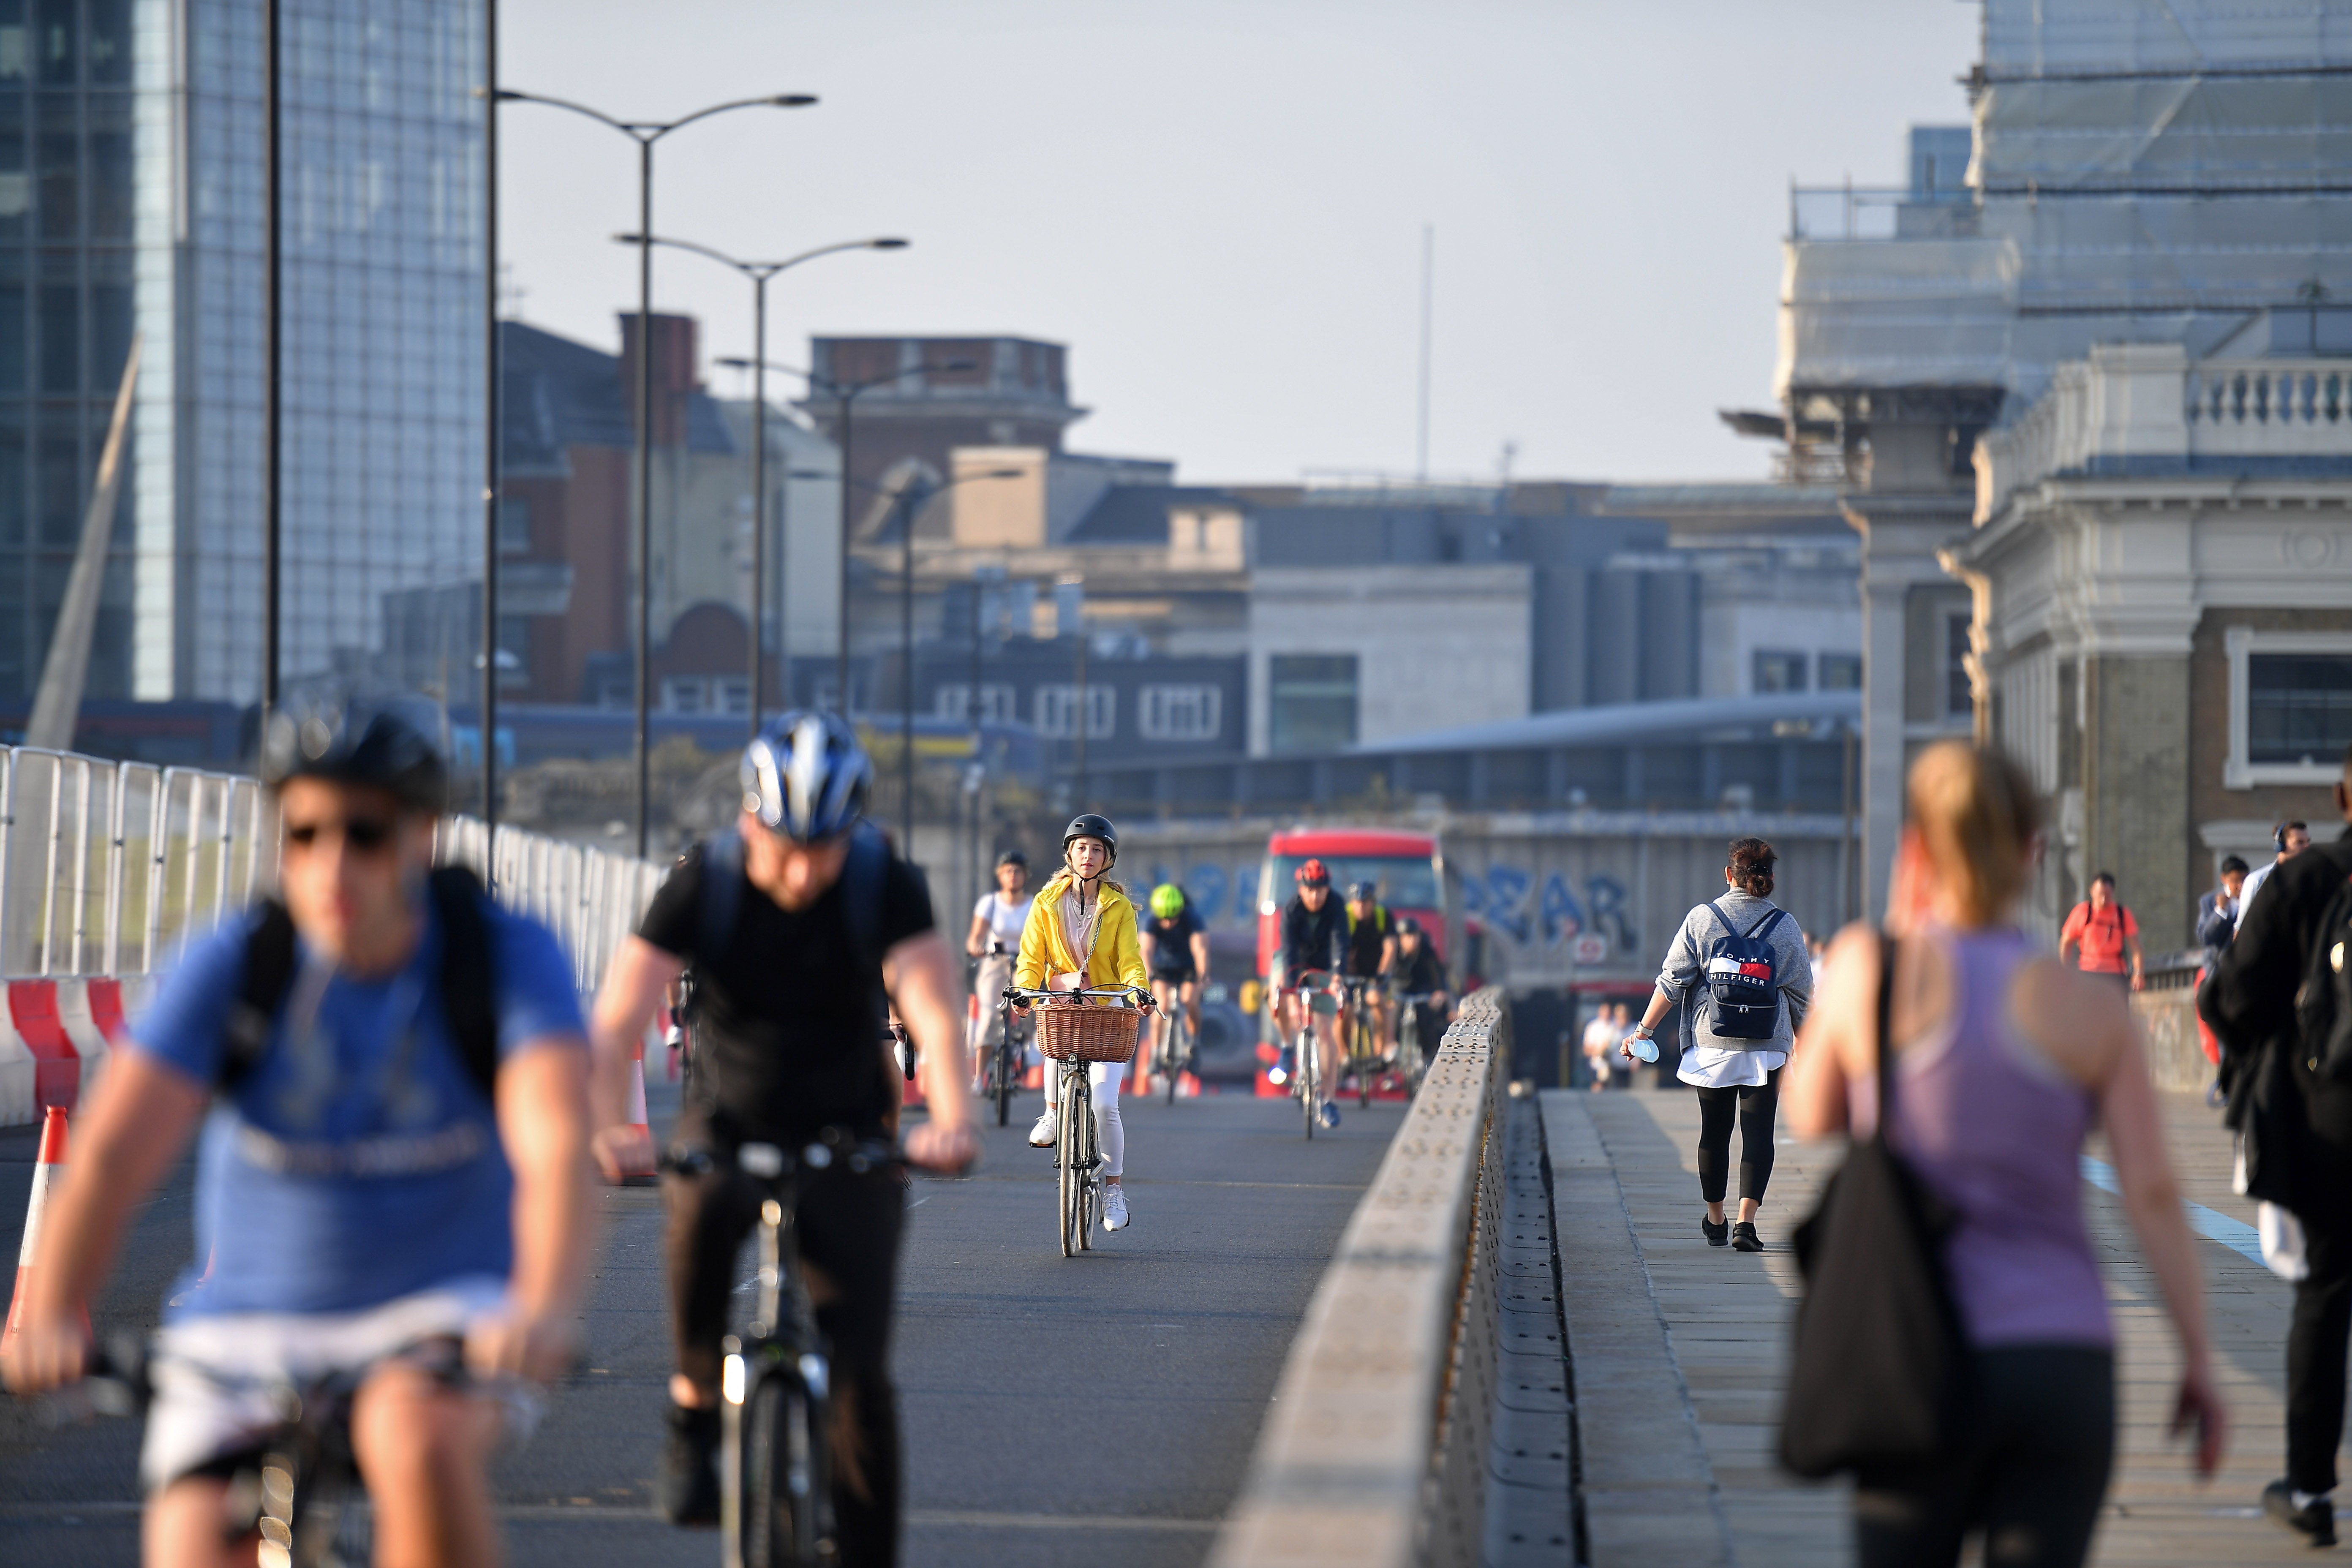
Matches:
[1,693,596,1568]
[1018,814,1148,1231]
[587,711,975,1555]
[1139,882,1210,1093]
[965,848,1033,1092]
[1391,916,1451,1061]
[1341,880,1399,1065]
[1274,859,1349,1129]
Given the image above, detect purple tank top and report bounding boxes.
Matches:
[1883,928,2110,1349]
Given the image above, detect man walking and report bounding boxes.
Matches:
[2200,856,2250,963]
[2240,821,2313,935]
[2203,749,2352,1544]
[2060,871,2144,992]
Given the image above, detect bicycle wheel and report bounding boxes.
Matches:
[1077,1081,1099,1252]
[994,1029,1014,1128]
[1056,1070,1080,1259]
[1164,1012,1184,1105]
[1300,1026,1317,1139]
[739,1360,828,1568]
[1357,1013,1374,1109]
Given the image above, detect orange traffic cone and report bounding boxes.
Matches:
[4,1106,82,1352]
[620,1037,657,1187]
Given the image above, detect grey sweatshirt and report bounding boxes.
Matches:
[1653,889,1812,1053]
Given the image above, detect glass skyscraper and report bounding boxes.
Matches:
[0,0,484,707]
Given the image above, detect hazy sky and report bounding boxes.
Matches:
[500,1,1982,487]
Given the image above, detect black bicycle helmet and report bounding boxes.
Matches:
[995,847,1029,869]
[1395,916,1421,936]
[1062,812,1118,868]
[1345,880,1376,902]
[260,689,447,813]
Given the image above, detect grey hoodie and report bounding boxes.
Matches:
[1653,888,1812,1053]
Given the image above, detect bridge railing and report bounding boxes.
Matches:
[0,742,661,993]
[1210,989,1511,1568]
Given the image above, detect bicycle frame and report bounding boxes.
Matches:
[1003,986,1151,1254]
[1277,969,1337,1138]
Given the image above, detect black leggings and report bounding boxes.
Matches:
[664,1110,907,1568]
[1693,1067,1780,1205]
[1854,1345,2115,1568]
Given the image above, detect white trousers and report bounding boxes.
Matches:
[1054,1059,1125,1177]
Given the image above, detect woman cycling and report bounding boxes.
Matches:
[1622,837,1810,1252]
[1016,814,1149,1232]
[965,849,1033,1092]
[1787,740,2220,1566]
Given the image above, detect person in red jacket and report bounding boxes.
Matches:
[2060,872,2144,992]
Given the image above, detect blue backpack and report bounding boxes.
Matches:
[1701,901,1786,1040]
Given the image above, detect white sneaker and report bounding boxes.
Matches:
[1104,1186,1130,1231]
[1027,1108,1058,1148]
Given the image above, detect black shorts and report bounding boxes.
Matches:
[1150,966,1197,987]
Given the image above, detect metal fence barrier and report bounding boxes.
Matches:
[0,742,661,996]
[1209,989,1510,1568]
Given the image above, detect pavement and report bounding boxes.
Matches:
[0,1062,1403,1566]
[1547,1080,2336,1568]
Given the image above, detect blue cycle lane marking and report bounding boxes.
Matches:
[2080,1155,2267,1269]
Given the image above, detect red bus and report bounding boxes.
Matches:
[1255,827,1446,979]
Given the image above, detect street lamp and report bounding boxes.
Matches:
[722,354,976,713]
[614,233,909,740]
[498,87,817,858]
[789,465,1020,845]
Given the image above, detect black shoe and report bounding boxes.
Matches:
[662,1403,722,1527]
[1701,1216,1729,1247]
[1731,1221,1764,1252]
[2264,1480,2338,1546]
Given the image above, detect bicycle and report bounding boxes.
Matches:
[977,942,1030,1129]
[664,1132,900,1568]
[1279,969,1337,1139]
[1340,975,1382,1109]
[1004,985,1152,1257]
[1153,983,1194,1104]
[32,1331,515,1568]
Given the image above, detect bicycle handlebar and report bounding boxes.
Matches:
[999,985,1155,1011]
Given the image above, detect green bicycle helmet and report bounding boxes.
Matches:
[1149,883,1185,918]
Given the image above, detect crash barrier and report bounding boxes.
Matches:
[1209,988,1510,1568]
[0,739,663,1125]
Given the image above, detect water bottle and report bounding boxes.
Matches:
[1625,1031,1660,1064]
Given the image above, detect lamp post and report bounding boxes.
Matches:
[615,234,909,740]
[498,88,816,858]
[261,0,281,734]
[728,355,975,714]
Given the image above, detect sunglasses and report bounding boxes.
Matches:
[283,816,397,854]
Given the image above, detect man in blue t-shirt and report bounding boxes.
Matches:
[1,696,593,1567]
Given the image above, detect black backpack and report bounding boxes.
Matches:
[221,864,499,1099]
[1700,901,1787,1041]
[2295,864,2352,1081]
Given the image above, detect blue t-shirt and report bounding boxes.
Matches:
[136,898,585,1318]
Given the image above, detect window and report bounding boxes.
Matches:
[1946,612,1974,717]
[716,677,750,716]
[1752,650,1807,694]
[497,497,532,554]
[1269,654,1357,753]
[1139,684,1222,742]
[2225,629,2352,787]
[661,677,708,714]
[1034,684,1114,739]
[1818,652,1862,691]
[933,683,1017,724]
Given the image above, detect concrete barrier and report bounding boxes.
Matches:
[2133,983,2210,1095]
[1209,988,1510,1568]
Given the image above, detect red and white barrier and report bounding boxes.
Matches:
[0,978,147,1127]
[3,1105,78,1352]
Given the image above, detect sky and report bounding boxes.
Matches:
[499,1,1984,488]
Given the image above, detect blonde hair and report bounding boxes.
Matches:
[1905,739,2039,926]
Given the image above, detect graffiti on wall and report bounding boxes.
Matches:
[1459,866,1637,954]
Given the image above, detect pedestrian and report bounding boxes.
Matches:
[2238,820,2312,935]
[2201,751,2352,1545]
[1789,739,2224,1567]
[2200,856,2249,964]
[1620,837,1811,1252]
[2059,872,2144,992]
[1581,1003,1621,1092]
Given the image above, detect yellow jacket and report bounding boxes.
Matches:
[1015,872,1147,994]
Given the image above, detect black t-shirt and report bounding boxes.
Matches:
[1279,897,1348,976]
[1343,905,1392,977]
[639,843,934,1140]
[1143,907,1205,975]
[1394,944,1445,996]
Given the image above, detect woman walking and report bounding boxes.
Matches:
[1622,837,1810,1252]
[1016,814,1148,1232]
[1787,740,2221,1567]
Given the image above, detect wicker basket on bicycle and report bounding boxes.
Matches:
[1032,996,1145,1063]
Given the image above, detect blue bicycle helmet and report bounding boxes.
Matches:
[742,710,872,842]
[259,688,447,813]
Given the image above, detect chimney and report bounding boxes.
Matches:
[618,313,700,447]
